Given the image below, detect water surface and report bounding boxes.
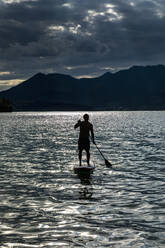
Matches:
[0,111,165,247]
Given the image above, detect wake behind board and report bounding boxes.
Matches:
[74,164,95,176]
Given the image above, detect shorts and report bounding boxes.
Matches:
[78,138,90,151]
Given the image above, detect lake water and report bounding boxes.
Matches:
[0,111,165,248]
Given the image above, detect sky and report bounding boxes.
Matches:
[0,0,165,91]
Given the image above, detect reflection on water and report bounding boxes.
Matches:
[78,175,93,200]
[0,111,165,247]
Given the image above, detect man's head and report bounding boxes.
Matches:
[83,113,89,121]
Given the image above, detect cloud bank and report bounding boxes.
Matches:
[0,0,165,90]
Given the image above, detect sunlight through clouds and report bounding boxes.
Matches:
[85,10,105,24]
[69,24,81,34]
[0,71,11,75]
[1,79,22,86]
[83,3,123,24]
[62,2,73,9]
[105,3,123,21]
[48,25,65,32]
[154,1,165,18]
[130,2,135,6]
[0,78,22,90]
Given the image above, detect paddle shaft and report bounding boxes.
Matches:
[95,143,106,160]
[94,143,112,167]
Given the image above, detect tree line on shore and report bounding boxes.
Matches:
[0,98,13,112]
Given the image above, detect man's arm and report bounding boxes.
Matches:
[74,120,81,129]
[90,125,95,144]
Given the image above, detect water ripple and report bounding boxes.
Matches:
[0,111,165,247]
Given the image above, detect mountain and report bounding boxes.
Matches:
[0,65,165,111]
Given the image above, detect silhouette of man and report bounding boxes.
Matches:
[74,114,95,166]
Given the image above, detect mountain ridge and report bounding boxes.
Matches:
[0,65,165,111]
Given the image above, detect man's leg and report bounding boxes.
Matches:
[86,149,90,166]
[79,149,82,166]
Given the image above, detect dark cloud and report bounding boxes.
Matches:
[0,0,165,90]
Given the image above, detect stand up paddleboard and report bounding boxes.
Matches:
[74,163,95,176]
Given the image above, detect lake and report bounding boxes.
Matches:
[0,111,165,248]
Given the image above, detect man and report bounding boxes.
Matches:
[74,113,95,166]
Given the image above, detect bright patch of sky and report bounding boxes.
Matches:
[49,25,65,32]
[62,2,73,9]
[0,71,11,75]
[105,3,123,21]
[0,79,22,91]
[69,24,81,34]
[86,3,123,23]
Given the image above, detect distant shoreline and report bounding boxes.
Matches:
[2,108,165,112]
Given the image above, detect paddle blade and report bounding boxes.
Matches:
[105,159,112,167]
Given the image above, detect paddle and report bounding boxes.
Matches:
[94,143,112,167]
